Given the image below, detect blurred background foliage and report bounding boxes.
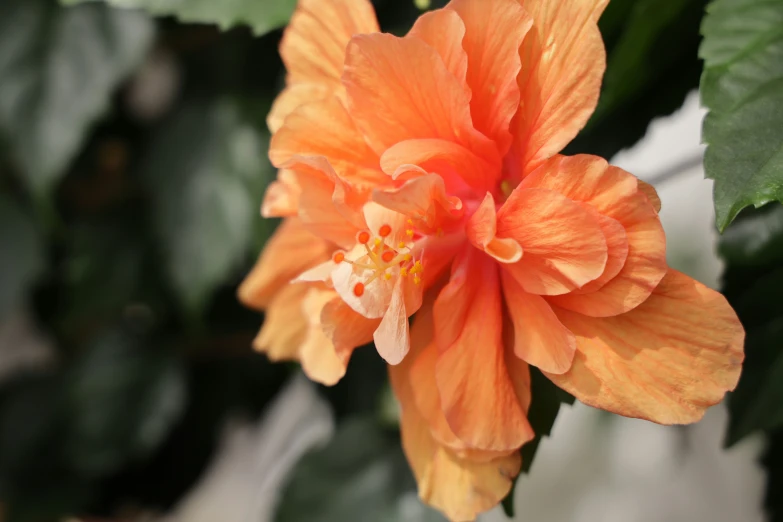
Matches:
[0,0,781,521]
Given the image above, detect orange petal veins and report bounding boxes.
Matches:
[389,320,522,522]
[466,192,523,264]
[434,249,534,452]
[374,277,412,365]
[380,139,500,193]
[281,0,379,88]
[574,209,629,294]
[321,296,380,360]
[501,271,576,375]
[512,0,608,176]
[267,83,330,134]
[342,33,500,170]
[262,169,301,218]
[524,155,666,316]
[372,173,463,235]
[253,283,310,360]
[407,8,468,83]
[282,156,367,248]
[497,187,607,295]
[638,179,662,213]
[299,288,351,385]
[546,269,745,424]
[446,0,533,155]
[408,298,516,462]
[270,97,384,186]
[237,218,330,310]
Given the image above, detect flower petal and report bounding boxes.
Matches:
[434,248,534,452]
[497,187,608,295]
[466,192,523,264]
[253,283,309,360]
[262,169,301,218]
[372,173,464,235]
[282,156,366,248]
[524,155,667,316]
[343,33,500,173]
[407,8,468,83]
[300,288,350,386]
[374,277,411,365]
[267,84,331,134]
[389,326,522,522]
[237,218,330,309]
[511,0,608,175]
[638,179,662,213]
[321,296,380,360]
[501,270,576,374]
[281,0,379,88]
[446,0,533,154]
[547,269,745,424]
[380,138,499,193]
[270,97,384,185]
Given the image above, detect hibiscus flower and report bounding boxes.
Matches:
[239,0,745,519]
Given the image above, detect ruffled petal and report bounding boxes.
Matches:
[380,138,499,193]
[374,277,412,365]
[434,248,534,452]
[501,270,576,374]
[446,0,533,154]
[237,218,330,309]
[511,0,608,176]
[523,155,667,316]
[466,192,523,264]
[282,156,366,248]
[281,0,379,88]
[267,84,331,134]
[253,283,309,360]
[299,288,350,386]
[638,179,662,213]
[497,187,608,295]
[389,314,522,521]
[546,269,745,424]
[269,97,385,185]
[372,173,464,235]
[343,33,500,174]
[407,8,468,83]
[321,296,380,360]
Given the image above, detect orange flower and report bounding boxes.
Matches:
[240,0,746,520]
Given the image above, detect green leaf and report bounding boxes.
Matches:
[700,0,783,231]
[63,329,186,476]
[718,196,783,266]
[0,197,45,319]
[0,0,154,196]
[62,0,297,36]
[277,418,445,522]
[501,368,574,518]
[567,0,706,159]
[142,101,267,316]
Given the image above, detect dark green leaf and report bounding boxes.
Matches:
[567,0,705,159]
[142,101,267,316]
[64,329,186,475]
[718,199,783,266]
[0,197,44,319]
[63,0,298,36]
[0,0,153,195]
[762,427,783,522]
[277,418,444,522]
[502,368,574,518]
[700,0,783,231]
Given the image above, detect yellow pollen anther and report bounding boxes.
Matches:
[407,219,414,225]
[384,273,392,281]
[398,241,406,249]
[414,275,422,285]
[374,238,382,246]
[404,253,412,262]
[401,267,408,277]
[406,229,414,238]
